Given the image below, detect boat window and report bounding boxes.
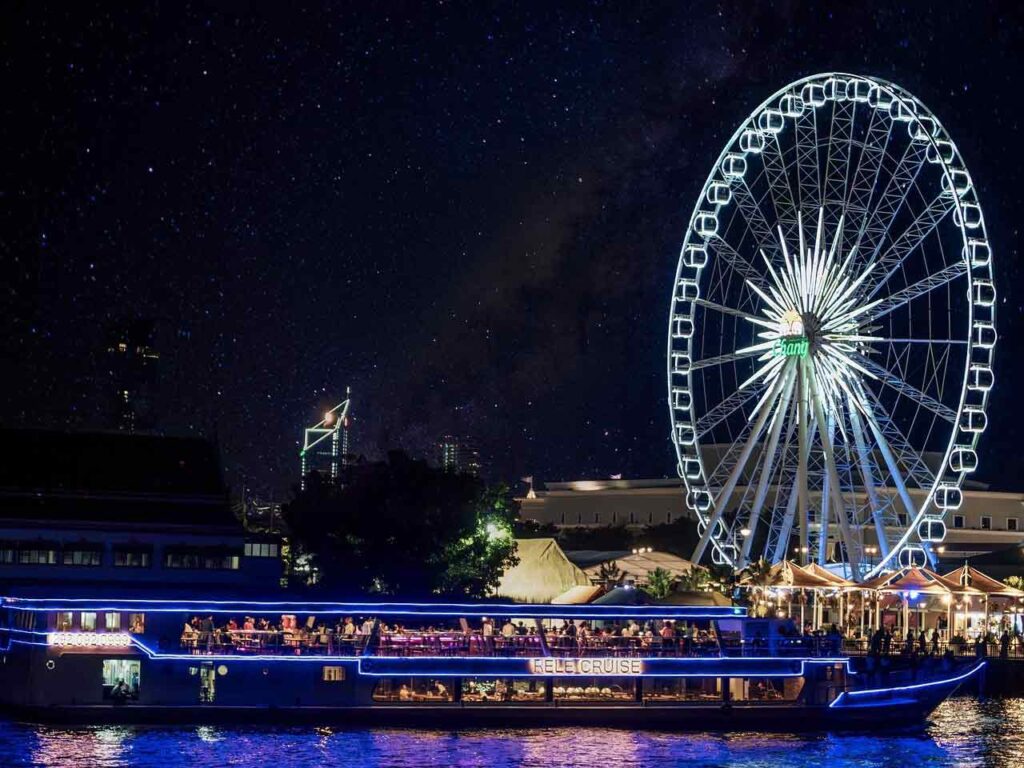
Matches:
[553,678,634,701]
[18,545,57,565]
[128,614,146,633]
[462,678,545,703]
[372,678,452,702]
[56,612,73,631]
[104,613,121,631]
[80,612,97,631]
[102,659,140,701]
[645,677,720,702]
[732,677,803,702]
[322,666,345,682]
[114,548,151,568]
[63,546,102,566]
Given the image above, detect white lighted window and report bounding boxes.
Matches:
[1007,518,1018,532]
[81,612,97,631]
[953,515,965,529]
[105,613,121,631]
[243,543,280,558]
[981,516,992,530]
[56,612,73,631]
[322,666,345,682]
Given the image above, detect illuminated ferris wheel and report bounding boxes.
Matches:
[667,73,995,580]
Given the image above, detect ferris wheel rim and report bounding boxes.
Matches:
[667,72,995,580]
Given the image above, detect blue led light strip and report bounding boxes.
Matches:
[4,628,853,675]
[0,596,744,620]
[828,662,985,708]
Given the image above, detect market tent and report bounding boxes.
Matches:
[740,560,835,589]
[942,563,1024,597]
[550,585,605,605]
[656,589,733,607]
[591,586,653,605]
[578,550,700,585]
[876,567,952,596]
[801,562,856,588]
[495,538,591,603]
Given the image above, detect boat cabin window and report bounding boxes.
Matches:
[105,613,121,631]
[102,659,140,701]
[63,546,102,566]
[372,678,452,702]
[644,677,720,702]
[56,612,73,631]
[462,678,545,703]
[553,678,633,701]
[321,666,345,682]
[731,677,803,702]
[129,613,146,633]
[80,612,97,631]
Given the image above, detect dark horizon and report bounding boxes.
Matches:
[4,3,1024,497]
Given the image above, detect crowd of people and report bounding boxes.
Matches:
[177,614,721,657]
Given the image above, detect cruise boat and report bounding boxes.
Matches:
[0,595,984,729]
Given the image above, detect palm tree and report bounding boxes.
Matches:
[739,558,775,617]
[645,567,676,600]
[678,567,712,592]
[598,560,622,587]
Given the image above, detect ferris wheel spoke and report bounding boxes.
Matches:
[794,107,821,213]
[696,387,762,439]
[692,364,793,564]
[870,337,968,346]
[822,100,856,230]
[843,105,892,246]
[733,180,782,259]
[855,354,957,423]
[707,236,773,295]
[864,191,958,299]
[690,349,762,372]
[861,388,935,490]
[846,400,892,557]
[761,135,800,242]
[861,261,968,323]
[737,366,797,568]
[856,387,924,538]
[694,298,765,324]
[850,139,930,273]
[807,359,861,576]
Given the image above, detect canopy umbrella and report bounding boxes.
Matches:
[739,560,835,589]
[801,562,856,588]
[942,563,1024,597]
[877,567,953,636]
[739,560,834,628]
[942,563,1024,637]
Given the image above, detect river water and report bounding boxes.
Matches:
[1,697,1021,768]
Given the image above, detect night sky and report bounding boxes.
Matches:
[3,2,1024,498]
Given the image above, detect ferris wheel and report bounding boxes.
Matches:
[667,73,995,580]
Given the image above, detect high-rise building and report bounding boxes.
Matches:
[105,319,160,433]
[299,389,352,490]
[439,435,481,477]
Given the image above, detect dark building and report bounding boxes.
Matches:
[104,319,160,433]
[0,428,281,593]
[439,435,481,477]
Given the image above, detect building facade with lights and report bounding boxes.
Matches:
[0,428,282,592]
[518,477,1024,564]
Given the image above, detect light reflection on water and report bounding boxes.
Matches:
[3,697,1022,768]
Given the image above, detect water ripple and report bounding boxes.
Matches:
[1,696,1020,768]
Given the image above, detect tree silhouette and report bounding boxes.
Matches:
[283,451,518,598]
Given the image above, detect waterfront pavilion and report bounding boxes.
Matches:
[942,564,1024,637]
